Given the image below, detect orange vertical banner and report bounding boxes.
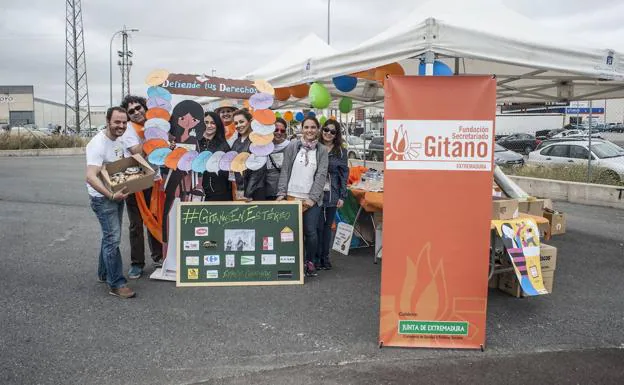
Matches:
[379,76,496,349]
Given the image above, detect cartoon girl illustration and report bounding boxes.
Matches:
[162,100,207,244]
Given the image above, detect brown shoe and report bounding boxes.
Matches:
[109,286,136,299]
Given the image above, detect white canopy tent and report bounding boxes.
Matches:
[244,0,624,106]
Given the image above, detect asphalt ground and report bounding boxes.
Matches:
[0,156,623,384]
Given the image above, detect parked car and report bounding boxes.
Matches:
[536,137,607,150]
[607,123,624,133]
[528,140,624,181]
[360,131,381,140]
[551,129,603,139]
[496,133,540,154]
[345,136,368,159]
[494,143,524,166]
[366,136,385,161]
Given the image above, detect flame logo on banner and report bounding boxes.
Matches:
[385,124,421,161]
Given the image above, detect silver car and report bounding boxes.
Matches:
[528,140,624,181]
[494,143,524,166]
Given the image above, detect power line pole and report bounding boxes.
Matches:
[117,27,134,100]
[64,0,91,134]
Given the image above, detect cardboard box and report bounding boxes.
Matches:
[492,198,518,220]
[500,244,557,272]
[498,270,555,297]
[543,210,566,235]
[539,244,558,271]
[488,272,500,289]
[101,154,155,194]
[518,198,546,217]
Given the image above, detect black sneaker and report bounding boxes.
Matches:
[153,258,164,268]
[305,261,318,277]
[324,262,332,270]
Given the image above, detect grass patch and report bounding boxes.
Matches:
[0,132,87,150]
[501,164,623,187]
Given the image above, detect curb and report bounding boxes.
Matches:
[509,175,624,210]
[0,147,86,157]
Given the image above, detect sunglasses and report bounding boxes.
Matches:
[323,127,337,135]
[274,128,286,133]
[127,106,143,114]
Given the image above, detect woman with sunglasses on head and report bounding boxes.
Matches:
[231,109,266,201]
[199,111,232,201]
[277,116,328,277]
[265,118,290,200]
[316,119,348,270]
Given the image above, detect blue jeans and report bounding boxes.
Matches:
[90,196,127,289]
[303,204,321,263]
[316,206,337,266]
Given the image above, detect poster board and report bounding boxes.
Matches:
[379,76,495,350]
[176,201,303,287]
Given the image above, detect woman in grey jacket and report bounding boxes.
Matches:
[265,117,290,200]
[316,119,349,270]
[277,116,328,277]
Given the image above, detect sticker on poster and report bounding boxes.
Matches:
[332,222,354,256]
[261,254,277,265]
[185,256,199,266]
[204,255,220,266]
[187,268,199,280]
[241,255,255,265]
[225,254,235,268]
[224,229,255,251]
[184,240,199,251]
[263,236,274,251]
[206,270,219,279]
[194,227,209,237]
[280,226,294,243]
[280,256,296,264]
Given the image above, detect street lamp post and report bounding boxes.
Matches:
[109,27,138,108]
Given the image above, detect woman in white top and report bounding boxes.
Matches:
[277,116,329,276]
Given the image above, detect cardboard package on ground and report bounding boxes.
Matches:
[498,270,555,297]
[518,198,546,217]
[539,244,558,271]
[101,154,155,194]
[492,197,519,220]
[543,210,566,235]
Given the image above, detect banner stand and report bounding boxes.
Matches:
[150,198,180,282]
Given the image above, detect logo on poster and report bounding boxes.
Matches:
[385,120,493,171]
[204,255,220,266]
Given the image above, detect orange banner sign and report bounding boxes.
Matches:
[379,76,496,349]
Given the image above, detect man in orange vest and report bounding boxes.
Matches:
[121,95,163,279]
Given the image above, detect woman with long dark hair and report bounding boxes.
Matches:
[199,111,232,201]
[265,117,290,200]
[316,119,348,270]
[277,116,329,277]
[230,109,266,201]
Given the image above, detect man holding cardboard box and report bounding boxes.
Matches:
[120,95,163,279]
[85,106,135,299]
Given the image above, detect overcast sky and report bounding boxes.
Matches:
[1,0,622,106]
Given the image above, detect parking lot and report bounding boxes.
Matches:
[1,155,623,384]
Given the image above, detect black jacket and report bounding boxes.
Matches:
[231,136,266,198]
[322,146,349,207]
[198,136,232,197]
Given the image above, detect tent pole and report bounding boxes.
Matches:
[587,100,593,183]
[424,51,435,76]
[454,58,460,75]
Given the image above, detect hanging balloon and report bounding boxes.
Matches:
[283,111,293,121]
[274,87,291,101]
[307,111,316,118]
[418,60,453,76]
[338,97,353,114]
[274,111,282,118]
[295,112,305,122]
[319,116,327,125]
[289,84,309,99]
[308,82,331,109]
[332,75,358,92]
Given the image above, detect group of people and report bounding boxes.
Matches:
[85,96,349,299]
